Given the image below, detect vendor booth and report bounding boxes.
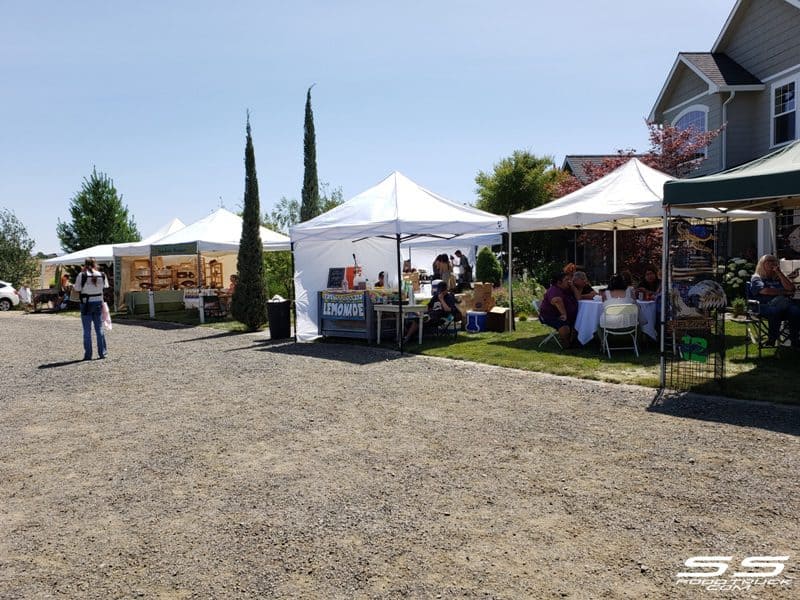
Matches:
[116,208,290,315]
[661,140,800,389]
[509,159,773,389]
[42,219,186,309]
[290,171,506,347]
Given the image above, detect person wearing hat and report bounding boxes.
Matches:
[403,280,461,343]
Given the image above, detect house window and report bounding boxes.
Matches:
[773,81,796,145]
[675,110,706,134]
[673,105,708,158]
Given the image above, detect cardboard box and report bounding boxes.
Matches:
[471,282,495,311]
[486,306,511,332]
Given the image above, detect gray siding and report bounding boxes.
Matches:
[725,92,763,166]
[718,0,800,80]
[716,0,800,158]
[658,64,708,118]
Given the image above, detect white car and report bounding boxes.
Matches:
[0,280,21,311]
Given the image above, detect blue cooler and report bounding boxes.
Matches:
[466,310,487,333]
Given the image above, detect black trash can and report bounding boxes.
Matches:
[266,299,291,340]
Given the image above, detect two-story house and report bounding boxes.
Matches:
[649,0,800,256]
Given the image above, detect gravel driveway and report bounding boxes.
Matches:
[1,311,798,599]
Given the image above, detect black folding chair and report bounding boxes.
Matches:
[743,281,789,358]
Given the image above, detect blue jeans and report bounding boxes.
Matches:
[759,298,800,344]
[81,301,107,359]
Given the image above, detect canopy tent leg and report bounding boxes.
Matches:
[507,228,514,331]
[290,242,297,343]
[396,234,404,353]
[612,227,618,274]
[659,211,669,389]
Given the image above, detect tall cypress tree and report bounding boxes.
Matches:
[300,85,321,222]
[232,112,268,330]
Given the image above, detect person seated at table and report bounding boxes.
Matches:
[403,280,460,343]
[636,266,661,299]
[58,272,72,310]
[571,271,596,300]
[620,269,634,289]
[603,274,635,304]
[539,271,578,348]
[751,254,800,347]
[374,271,385,288]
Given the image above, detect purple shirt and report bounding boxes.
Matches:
[540,284,578,324]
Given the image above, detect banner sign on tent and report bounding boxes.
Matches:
[151,242,198,256]
[320,291,366,320]
[114,257,122,294]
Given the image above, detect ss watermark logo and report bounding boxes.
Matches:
[677,556,792,592]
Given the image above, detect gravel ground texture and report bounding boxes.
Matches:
[1,311,799,599]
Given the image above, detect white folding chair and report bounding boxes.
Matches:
[599,303,639,358]
[532,299,562,349]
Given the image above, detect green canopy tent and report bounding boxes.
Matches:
[663,139,800,210]
[659,140,800,389]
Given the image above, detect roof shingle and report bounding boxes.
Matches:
[680,52,762,87]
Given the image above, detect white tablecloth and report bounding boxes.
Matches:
[575,300,657,346]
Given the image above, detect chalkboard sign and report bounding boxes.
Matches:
[327,267,346,289]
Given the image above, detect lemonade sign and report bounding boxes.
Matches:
[321,291,366,320]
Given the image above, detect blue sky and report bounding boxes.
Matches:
[2,0,735,254]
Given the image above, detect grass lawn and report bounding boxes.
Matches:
[404,319,800,405]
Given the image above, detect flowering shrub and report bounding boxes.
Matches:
[720,257,754,301]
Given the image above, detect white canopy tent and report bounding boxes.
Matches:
[149,208,290,253]
[509,158,775,269]
[43,244,115,266]
[112,217,186,258]
[43,218,188,267]
[290,171,507,344]
[114,209,290,313]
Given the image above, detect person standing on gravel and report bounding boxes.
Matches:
[73,258,109,360]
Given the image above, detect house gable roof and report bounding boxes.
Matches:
[648,52,764,121]
[681,52,762,87]
[713,0,800,52]
[562,155,646,185]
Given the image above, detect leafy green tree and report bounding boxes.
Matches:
[0,208,38,286]
[232,114,269,330]
[265,197,300,234]
[56,167,139,252]
[475,151,562,276]
[319,182,343,213]
[264,182,343,235]
[475,247,502,285]
[300,85,321,222]
[475,151,560,216]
